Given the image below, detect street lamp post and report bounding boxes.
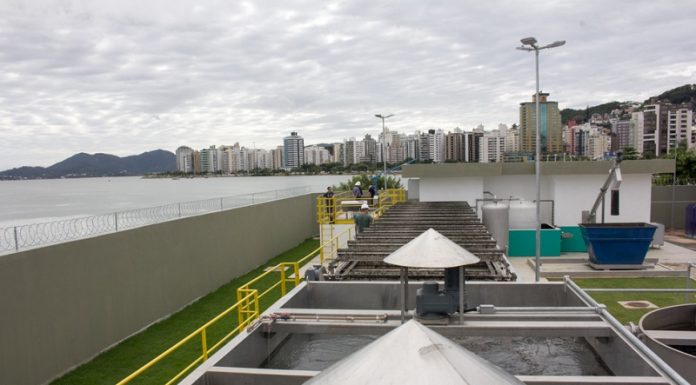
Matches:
[517,37,565,282]
[375,114,394,185]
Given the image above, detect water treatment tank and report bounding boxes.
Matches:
[509,200,536,229]
[482,201,509,251]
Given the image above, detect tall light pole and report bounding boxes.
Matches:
[517,37,565,282]
[375,114,394,183]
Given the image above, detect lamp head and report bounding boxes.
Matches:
[545,40,566,49]
[520,37,537,46]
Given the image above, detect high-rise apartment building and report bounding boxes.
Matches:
[175,146,195,173]
[283,132,304,169]
[479,132,505,163]
[272,146,284,170]
[304,145,331,165]
[445,132,465,161]
[361,134,378,163]
[642,102,693,156]
[519,93,563,155]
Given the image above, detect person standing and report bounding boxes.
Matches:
[352,181,363,198]
[322,186,335,221]
[354,203,373,234]
[368,184,376,198]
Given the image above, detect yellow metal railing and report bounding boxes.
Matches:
[317,188,406,225]
[116,227,352,385]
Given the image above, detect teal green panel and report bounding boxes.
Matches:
[508,229,561,257]
[560,226,587,252]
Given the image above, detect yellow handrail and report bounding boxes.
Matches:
[116,226,354,385]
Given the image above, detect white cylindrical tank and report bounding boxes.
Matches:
[482,201,509,251]
[509,200,536,229]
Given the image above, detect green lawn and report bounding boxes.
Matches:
[572,277,695,325]
[51,238,320,385]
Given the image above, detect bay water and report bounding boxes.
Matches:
[0,175,355,227]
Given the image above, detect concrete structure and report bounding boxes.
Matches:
[0,194,317,385]
[283,132,305,169]
[519,93,563,155]
[402,159,675,226]
[178,279,690,385]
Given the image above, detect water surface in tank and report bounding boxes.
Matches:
[261,333,610,375]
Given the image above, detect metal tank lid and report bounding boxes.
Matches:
[383,228,480,268]
[303,319,524,385]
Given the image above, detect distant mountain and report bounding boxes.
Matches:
[0,150,176,180]
[560,83,696,124]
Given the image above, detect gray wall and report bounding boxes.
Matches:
[0,194,317,385]
[651,185,696,229]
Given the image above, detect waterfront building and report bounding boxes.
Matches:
[519,93,563,155]
[464,131,483,162]
[175,146,195,173]
[192,150,201,174]
[404,134,420,161]
[199,146,217,173]
[343,138,360,166]
[332,143,344,165]
[361,134,378,163]
[283,132,304,169]
[304,145,331,165]
[272,146,283,170]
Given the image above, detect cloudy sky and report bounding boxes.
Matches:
[1,0,695,169]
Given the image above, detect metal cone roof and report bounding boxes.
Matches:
[303,319,523,385]
[383,228,480,268]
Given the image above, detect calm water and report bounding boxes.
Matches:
[262,334,610,376]
[0,175,354,226]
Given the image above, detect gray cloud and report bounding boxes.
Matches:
[1,0,695,169]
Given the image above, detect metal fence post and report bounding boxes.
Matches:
[14,226,19,252]
[686,264,693,302]
[114,213,119,231]
[219,198,224,211]
[178,203,182,217]
[251,193,255,204]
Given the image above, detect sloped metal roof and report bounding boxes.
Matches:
[383,228,480,268]
[303,319,524,385]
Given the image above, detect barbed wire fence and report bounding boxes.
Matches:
[0,186,312,255]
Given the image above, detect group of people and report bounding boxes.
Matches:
[322,180,375,234]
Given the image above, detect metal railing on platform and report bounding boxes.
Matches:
[0,186,312,255]
[115,227,352,385]
[316,188,406,225]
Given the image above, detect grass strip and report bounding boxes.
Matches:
[51,238,319,385]
[572,277,695,325]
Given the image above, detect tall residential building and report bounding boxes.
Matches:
[519,93,563,155]
[504,126,520,154]
[642,102,693,156]
[361,134,378,163]
[464,131,483,162]
[445,132,465,161]
[479,132,505,163]
[614,120,632,151]
[332,143,344,165]
[304,145,331,165]
[175,146,194,173]
[404,134,420,161]
[343,138,360,166]
[283,132,304,168]
[192,150,201,174]
[199,146,217,173]
[271,146,284,170]
[630,112,645,154]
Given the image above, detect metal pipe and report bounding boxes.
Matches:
[404,267,409,317]
[564,276,690,385]
[459,266,465,324]
[534,48,541,283]
[584,288,696,293]
[400,267,406,324]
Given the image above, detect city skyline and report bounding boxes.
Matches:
[2,1,696,170]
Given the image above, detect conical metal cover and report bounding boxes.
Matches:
[303,320,523,385]
[383,228,480,268]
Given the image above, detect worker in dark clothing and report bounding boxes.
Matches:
[322,186,335,221]
[354,203,373,234]
[352,181,363,198]
[368,185,376,198]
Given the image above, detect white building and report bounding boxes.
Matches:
[479,132,505,163]
[304,145,331,165]
[175,146,195,173]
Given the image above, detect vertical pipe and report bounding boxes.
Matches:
[459,266,465,324]
[404,267,409,316]
[400,267,406,324]
[280,265,287,296]
[534,48,541,282]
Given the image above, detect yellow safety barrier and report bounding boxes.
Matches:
[116,227,353,385]
[317,188,406,225]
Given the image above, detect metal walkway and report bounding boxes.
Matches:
[331,201,516,281]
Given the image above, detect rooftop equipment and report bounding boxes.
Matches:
[384,228,480,323]
[583,152,623,224]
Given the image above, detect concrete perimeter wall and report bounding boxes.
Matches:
[651,185,696,229]
[0,194,317,385]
